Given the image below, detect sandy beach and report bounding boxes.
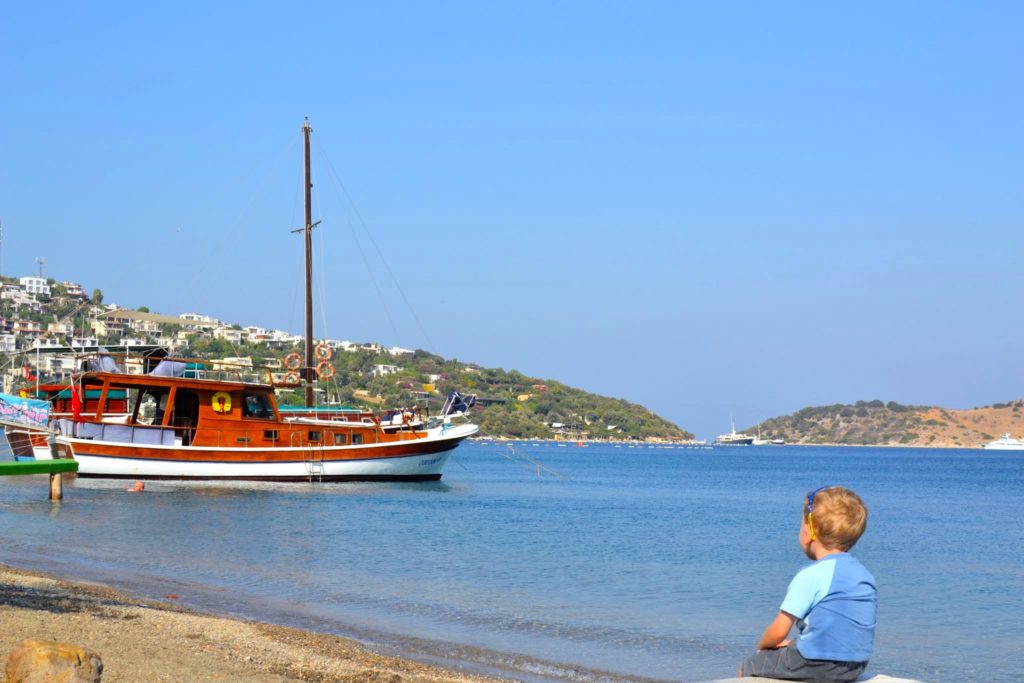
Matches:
[0,564,505,683]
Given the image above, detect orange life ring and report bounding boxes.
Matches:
[283,371,300,385]
[315,343,333,361]
[212,391,232,413]
[316,361,335,380]
[284,353,302,370]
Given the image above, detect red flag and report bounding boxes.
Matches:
[71,382,83,422]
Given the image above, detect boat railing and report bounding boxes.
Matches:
[72,352,285,386]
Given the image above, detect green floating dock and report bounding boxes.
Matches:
[0,459,78,500]
[0,460,78,475]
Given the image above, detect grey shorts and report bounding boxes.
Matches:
[740,644,867,682]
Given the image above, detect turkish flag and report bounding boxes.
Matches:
[71,383,83,422]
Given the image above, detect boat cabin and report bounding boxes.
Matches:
[62,371,418,449]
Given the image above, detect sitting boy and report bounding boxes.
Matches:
[739,486,876,682]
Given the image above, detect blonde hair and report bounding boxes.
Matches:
[804,486,868,551]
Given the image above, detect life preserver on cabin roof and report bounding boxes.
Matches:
[284,352,303,370]
[315,343,333,361]
[316,361,335,380]
[212,391,232,413]
[283,371,300,385]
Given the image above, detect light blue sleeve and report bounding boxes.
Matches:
[780,561,835,619]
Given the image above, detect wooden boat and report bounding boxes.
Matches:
[53,120,478,480]
[52,361,475,480]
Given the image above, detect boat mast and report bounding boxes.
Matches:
[303,118,314,408]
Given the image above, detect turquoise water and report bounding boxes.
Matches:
[0,443,1021,682]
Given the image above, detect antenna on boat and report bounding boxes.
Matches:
[290,118,320,407]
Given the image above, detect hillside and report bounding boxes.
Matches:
[747,399,1024,448]
[266,347,692,441]
[0,278,691,441]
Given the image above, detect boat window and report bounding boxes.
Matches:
[136,390,169,425]
[170,391,200,430]
[352,433,363,445]
[333,432,346,445]
[264,430,279,441]
[308,431,321,442]
[242,394,273,419]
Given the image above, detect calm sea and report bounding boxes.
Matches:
[0,443,1021,682]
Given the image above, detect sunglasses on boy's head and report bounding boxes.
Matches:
[805,486,830,541]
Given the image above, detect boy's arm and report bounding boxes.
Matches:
[757,611,796,650]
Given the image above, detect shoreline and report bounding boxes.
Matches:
[0,562,665,683]
[472,436,993,450]
[0,563,508,682]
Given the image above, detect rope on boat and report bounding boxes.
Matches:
[497,443,568,480]
[312,133,435,351]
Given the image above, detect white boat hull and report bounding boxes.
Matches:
[67,449,454,480]
[56,422,477,481]
[982,442,1024,450]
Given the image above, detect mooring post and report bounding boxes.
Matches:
[49,472,63,501]
[47,432,64,501]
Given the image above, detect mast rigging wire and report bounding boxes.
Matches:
[312,134,435,351]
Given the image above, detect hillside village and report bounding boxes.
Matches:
[2,274,414,385]
[1,273,692,442]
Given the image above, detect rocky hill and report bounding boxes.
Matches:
[747,399,1024,448]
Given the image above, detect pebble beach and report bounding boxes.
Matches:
[0,565,503,683]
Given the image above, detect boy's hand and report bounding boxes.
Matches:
[757,612,796,650]
[774,639,791,649]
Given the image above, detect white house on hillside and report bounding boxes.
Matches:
[70,337,99,348]
[31,338,63,350]
[19,276,50,297]
[61,281,87,298]
[213,326,243,343]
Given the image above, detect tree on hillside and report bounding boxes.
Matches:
[91,289,104,304]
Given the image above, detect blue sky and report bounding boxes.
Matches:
[2,3,1021,438]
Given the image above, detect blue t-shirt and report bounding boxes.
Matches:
[780,553,876,662]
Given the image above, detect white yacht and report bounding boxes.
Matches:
[982,433,1024,450]
[716,420,754,445]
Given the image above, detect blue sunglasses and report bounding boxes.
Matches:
[806,486,830,540]
[806,486,830,516]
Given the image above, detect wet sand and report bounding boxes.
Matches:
[0,564,505,682]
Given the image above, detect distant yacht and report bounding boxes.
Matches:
[982,433,1024,450]
[716,420,754,445]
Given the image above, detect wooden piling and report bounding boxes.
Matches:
[49,472,63,500]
